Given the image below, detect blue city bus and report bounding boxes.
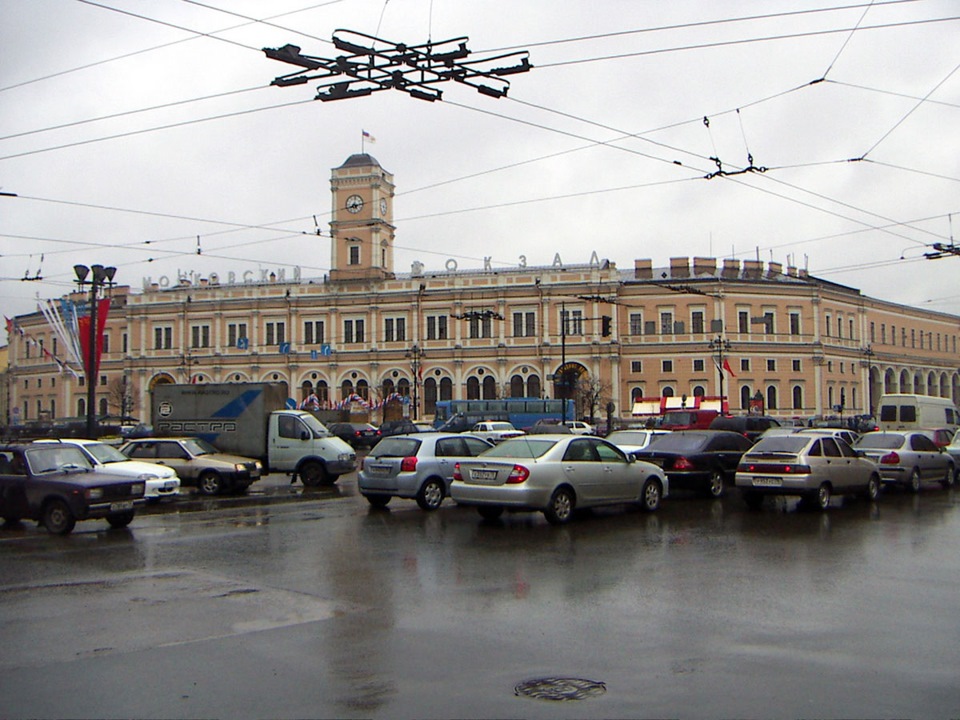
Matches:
[432,398,576,432]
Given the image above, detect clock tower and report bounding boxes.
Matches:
[329,153,395,282]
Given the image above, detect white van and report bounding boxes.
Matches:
[876,394,960,431]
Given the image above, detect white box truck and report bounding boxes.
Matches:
[152,382,356,486]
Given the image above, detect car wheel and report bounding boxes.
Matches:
[416,478,445,511]
[198,471,224,496]
[477,505,504,520]
[866,474,881,502]
[107,511,135,529]
[743,491,764,510]
[364,493,391,508]
[812,482,831,510]
[42,499,76,535]
[706,469,725,498]
[543,487,575,525]
[299,461,331,487]
[639,479,662,512]
[908,468,921,494]
[941,466,954,489]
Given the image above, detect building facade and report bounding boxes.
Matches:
[6,153,960,428]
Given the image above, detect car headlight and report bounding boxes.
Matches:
[235,463,245,472]
[131,483,145,496]
[139,473,160,481]
[86,488,103,500]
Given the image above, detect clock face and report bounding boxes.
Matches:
[345,194,363,213]
[380,198,388,215]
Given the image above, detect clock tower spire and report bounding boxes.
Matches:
[329,153,395,282]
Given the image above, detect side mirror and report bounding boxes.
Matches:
[301,431,310,441]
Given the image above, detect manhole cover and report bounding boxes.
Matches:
[514,677,606,702]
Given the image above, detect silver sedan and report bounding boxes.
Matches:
[853,431,956,491]
[450,434,668,524]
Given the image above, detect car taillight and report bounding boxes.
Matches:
[673,456,695,470]
[453,462,462,481]
[742,463,810,474]
[881,451,900,465]
[400,456,418,472]
[506,464,530,484]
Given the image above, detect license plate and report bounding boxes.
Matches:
[162,481,177,490]
[752,476,782,487]
[470,469,498,483]
[368,465,391,476]
[110,500,134,512]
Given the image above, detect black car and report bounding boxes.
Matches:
[633,430,753,497]
[328,422,382,449]
[378,419,422,437]
[0,443,146,535]
[708,415,782,442]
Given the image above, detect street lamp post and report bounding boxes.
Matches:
[709,335,732,413]
[406,344,424,421]
[860,345,876,416]
[73,264,116,438]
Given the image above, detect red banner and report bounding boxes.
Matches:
[77,298,111,379]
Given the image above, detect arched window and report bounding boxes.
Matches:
[466,376,480,400]
[397,378,410,397]
[693,385,705,397]
[356,379,369,401]
[631,387,644,402]
[482,376,497,399]
[527,374,541,398]
[439,377,453,401]
[510,375,525,398]
[662,386,674,397]
[382,378,396,397]
[792,385,803,410]
[99,398,108,416]
[77,398,86,417]
[341,380,353,399]
[316,381,329,404]
[767,385,778,410]
[740,385,751,410]
[423,377,437,414]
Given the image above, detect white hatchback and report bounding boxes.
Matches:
[34,438,181,501]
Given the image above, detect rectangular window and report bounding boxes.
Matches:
[629,313,643,336]
[644,320,656,335]
[662,360,673,373]
[191,325,210,348]
[691,311,704,334]
[660,311,673,335]
[561,309,583,336]
[881,324,886,344]
[740,358,750,372]
[850,318,855,340]
[825,315,832,337]
[738,311,749,333]
[122,333,127,354]
[631,360,642,373]
[153,326,172,350]
[793,359,801,372]
[303,320,324,345]
[228,322,248,347]
[911,328,916,348]
[349,245,360,265]
[693,358,705,372]
[396,318,406,342]
[344,319,365,344]
[767,359,776,371]
[265,321,286,346]
[790,312,801,336]
[763,312,774,335]
[384,318,395,342]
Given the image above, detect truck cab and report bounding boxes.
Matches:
[269,411,357,486]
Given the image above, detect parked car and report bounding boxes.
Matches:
[708,415,782,442]
[661,409,721,431]
[359,433,494,510]
[633,430,753,497]
[379,419,426,437]
[757,426,802,440]
[923,428,956,448]
[526,419,572,434]
[605,429,671,454]
[34,438,180,501]
[853,431,955,491]
[796,427,860,447]
[562,420,596,435]
[119,437,262,496]
[451,434,667,524]
[413,422,437,433]
[944,431,960,477]
[0,443,146,534]
[470,421,525,444]
[735,434,881,510]
[119,423,154,440]
[328,422,382,449]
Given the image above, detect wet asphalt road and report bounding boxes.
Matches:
[2,470,960,719]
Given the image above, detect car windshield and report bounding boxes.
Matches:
[488,423,515,431]
[183,437,220,455]
[25,446,94,474]
[607,431,651,445]
[84,442,129,464]
[301,414,332,438]
[662,412,696,427]
[369,437,421,458]
[749,436,810,454]
[855,434,905,450]
[483,437,558,459]
[646,433,709,452]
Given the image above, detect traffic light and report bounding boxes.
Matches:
[601,315,612,336]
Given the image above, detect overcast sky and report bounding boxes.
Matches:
[2,0,958,343]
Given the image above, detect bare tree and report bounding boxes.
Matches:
[575,373,610,426]
[106,376,138,418]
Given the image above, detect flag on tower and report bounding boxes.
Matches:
[362,130,376,143]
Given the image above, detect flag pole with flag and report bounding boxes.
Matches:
[361,129,376,152]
